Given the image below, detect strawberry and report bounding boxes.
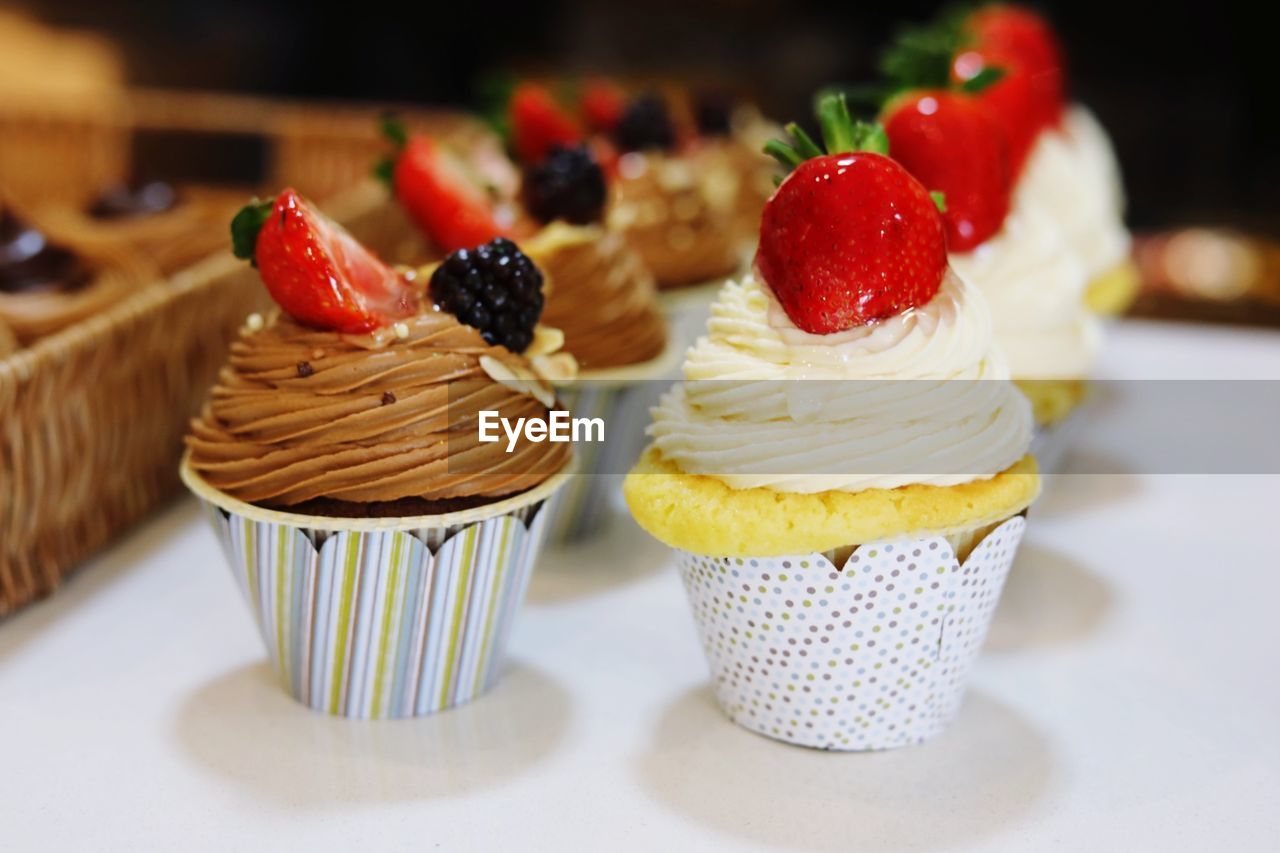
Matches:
[580,78,627,134]
[758,95,947,334]
[509,82,582,165]
[231,189,415,334]
[392,135,506,253]
[883,89,1011,251]
[878,4,1066,175]
[964,5,1065,130]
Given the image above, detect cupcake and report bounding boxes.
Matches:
[625,99,1039,750]
[687,88,781,253]
[0,204,148,344]
[381,122,675,541]
[182,188,575,717]
[941,4,1136,315]
[37,180,245,275]
[605,91,744,290]
[877,43,1093,433]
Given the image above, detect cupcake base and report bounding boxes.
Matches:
[182,457,572,718]
[675,515,1027,750]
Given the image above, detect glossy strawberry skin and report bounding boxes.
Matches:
[510,83,582,165]
[968,4,1065,129]
[953,5,1066,171]
[580,79,626,134]
[393,136,505,253]
[254,189,415,333]
[755,153,948,334]
[884,90,1011,252]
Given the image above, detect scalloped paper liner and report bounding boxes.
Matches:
[675,515,1027,750]
[186,466,568,719]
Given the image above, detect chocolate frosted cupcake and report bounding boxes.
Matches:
[186,306,571,516]
[182,190,574,717]
[0,205,147,344]
[40,181,244,275]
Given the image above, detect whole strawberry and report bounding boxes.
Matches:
[231,188,415,333]
[510,82,582,165]
[883,89,1011,251]
[758,94,947,334]
[961,5,1065,132]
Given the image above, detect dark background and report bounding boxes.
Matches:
[13,0,1276,232]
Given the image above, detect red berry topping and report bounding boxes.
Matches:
[758,95,948,334]
[510,83,582,165]
[883,89,1011,251]
[962,5,1065,131]
[231,189,415,334]
[580,78,627,134]
[392,135,505,253]
[879,4,1067,175]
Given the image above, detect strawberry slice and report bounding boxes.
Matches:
[510,82,582,165]
[231,188,415,334]
[759,95,948,333]
[393,136,506,253]
[883,89,1011,251]
[580,78,627,134]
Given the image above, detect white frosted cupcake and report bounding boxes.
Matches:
[627,100,1039,750]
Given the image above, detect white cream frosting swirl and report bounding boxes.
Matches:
[649,269,1033,493]
[1016,105,1131,280]
[949,154,1101,379]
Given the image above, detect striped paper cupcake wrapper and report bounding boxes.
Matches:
[181,457,571,719]
[674,515,1027,751]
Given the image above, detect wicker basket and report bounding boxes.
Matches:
[0,177,431,617]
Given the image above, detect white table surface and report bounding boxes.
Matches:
[3,318,1279,852]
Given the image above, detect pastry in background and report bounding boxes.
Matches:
[0,316,15,358]
[380,118,667,371]
[686,88,779,253]
[0,204,148,344]
[37,181,245,274]
[884,3,1135,316]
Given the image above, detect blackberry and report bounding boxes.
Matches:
[615,93,676,152]
[693,89,735,137]
[522,144,607,226]
[429,237,545,353]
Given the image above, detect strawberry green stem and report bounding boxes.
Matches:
[785,122,824,159]
[230,197,274,265]
[764,93,891,174]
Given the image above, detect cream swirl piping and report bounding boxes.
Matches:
[185,308,571,507]
[648,269,1033,493]
[949,170,1100,380]
[1016,107,1132,279]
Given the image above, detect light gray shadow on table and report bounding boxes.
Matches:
[1034,449,1142,518]
[985,541,1113,653]
[527,509,669,605]
[635,687,1052,853]
[0,498,200,664]
[173,660,570,808]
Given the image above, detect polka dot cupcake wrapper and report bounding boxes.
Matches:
[675,516,1027,751]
